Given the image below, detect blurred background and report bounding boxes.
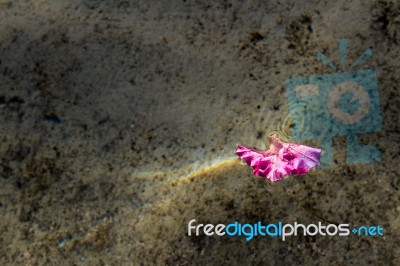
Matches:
[0,0,399,265]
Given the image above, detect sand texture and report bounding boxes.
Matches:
[0,0,399,265]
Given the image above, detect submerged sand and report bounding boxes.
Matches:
[0,0,399,265]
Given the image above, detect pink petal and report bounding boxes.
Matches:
[236,138,321,182]
[287,144,322,175]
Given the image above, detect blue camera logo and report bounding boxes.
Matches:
[286,39,382,167]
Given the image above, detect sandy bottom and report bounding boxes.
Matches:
[0,0,399,265]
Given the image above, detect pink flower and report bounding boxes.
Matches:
[236,134,321,182]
